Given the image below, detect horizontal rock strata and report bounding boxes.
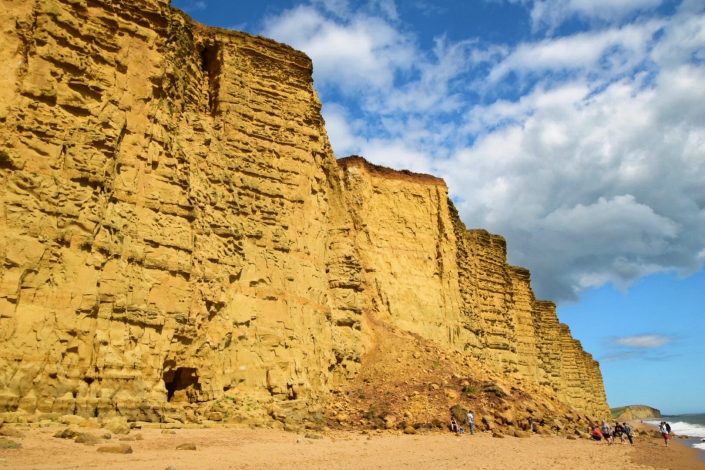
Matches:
[0,0,608,423]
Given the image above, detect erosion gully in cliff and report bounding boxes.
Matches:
[0,0,609,433]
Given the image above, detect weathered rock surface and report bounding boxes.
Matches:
[0,0,608,426]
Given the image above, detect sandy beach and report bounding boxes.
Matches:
[2,424,704,470]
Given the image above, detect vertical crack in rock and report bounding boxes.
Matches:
[199,41,222,116]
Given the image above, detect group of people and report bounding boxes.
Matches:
[591,420,672,446]
[591,421,634,444]
[451,412,672,447]
[450,410,476,435]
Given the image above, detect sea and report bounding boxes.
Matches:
[644,414,705,458]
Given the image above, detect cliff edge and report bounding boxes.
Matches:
[0,0,608,432]
[612,405,662,421]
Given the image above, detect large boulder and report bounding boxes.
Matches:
[75,433,102,446]
[102,417,130,435]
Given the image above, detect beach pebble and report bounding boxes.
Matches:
[206,412,223,422]
[59,415,87,427]
[79,420,100,429]
[0,428,24,438]
[97,444,133,454]
[54,428,79,439]
[74,433,101,445]
[0,438,21,449]
[176,443,197,450]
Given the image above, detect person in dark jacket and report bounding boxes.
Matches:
[614,422,625,443]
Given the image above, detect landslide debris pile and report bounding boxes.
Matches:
[0,0,608,430]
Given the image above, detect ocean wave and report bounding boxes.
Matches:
[693,442,705,451]
[667,421,705,438]
[643,419,705,438]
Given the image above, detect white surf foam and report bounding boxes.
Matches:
[643,419,705,437]
[643,417,705,456]
[667,421,705,438]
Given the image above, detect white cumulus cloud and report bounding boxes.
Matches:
[261,1,705,302]
[521,0,664,31]
[262,5,414,93]
[614,334,672,348]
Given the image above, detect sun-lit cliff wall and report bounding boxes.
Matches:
[0,0,608,422]
[0,0,364,422]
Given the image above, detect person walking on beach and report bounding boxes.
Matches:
[601,421,613,444]
[614,422,625,444]
[466,410,475,435]
[659,421,670,446]
[623,422,634,445]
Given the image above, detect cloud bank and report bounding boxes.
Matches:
[262,0,705,302]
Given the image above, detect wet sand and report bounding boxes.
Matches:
[2,424,705,470]
[631,422,705,470]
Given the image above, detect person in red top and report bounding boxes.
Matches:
[592,426,604,441]
[659,421,670,446]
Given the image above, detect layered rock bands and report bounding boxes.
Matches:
[0,0,609,423]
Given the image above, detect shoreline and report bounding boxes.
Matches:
[1,423,704,469]
[634,420,705,467]
[630,431,705,469]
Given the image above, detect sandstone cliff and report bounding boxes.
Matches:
[0,0,609,428]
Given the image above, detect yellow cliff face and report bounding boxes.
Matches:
[339,158,609,418]
[0,0,608,424]
[339,157,464,345]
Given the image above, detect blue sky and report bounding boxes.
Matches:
[173,0,705,414]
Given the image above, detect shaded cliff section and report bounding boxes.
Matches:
[0,0,608,426]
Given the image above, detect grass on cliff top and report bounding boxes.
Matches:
[610,405,657,418]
